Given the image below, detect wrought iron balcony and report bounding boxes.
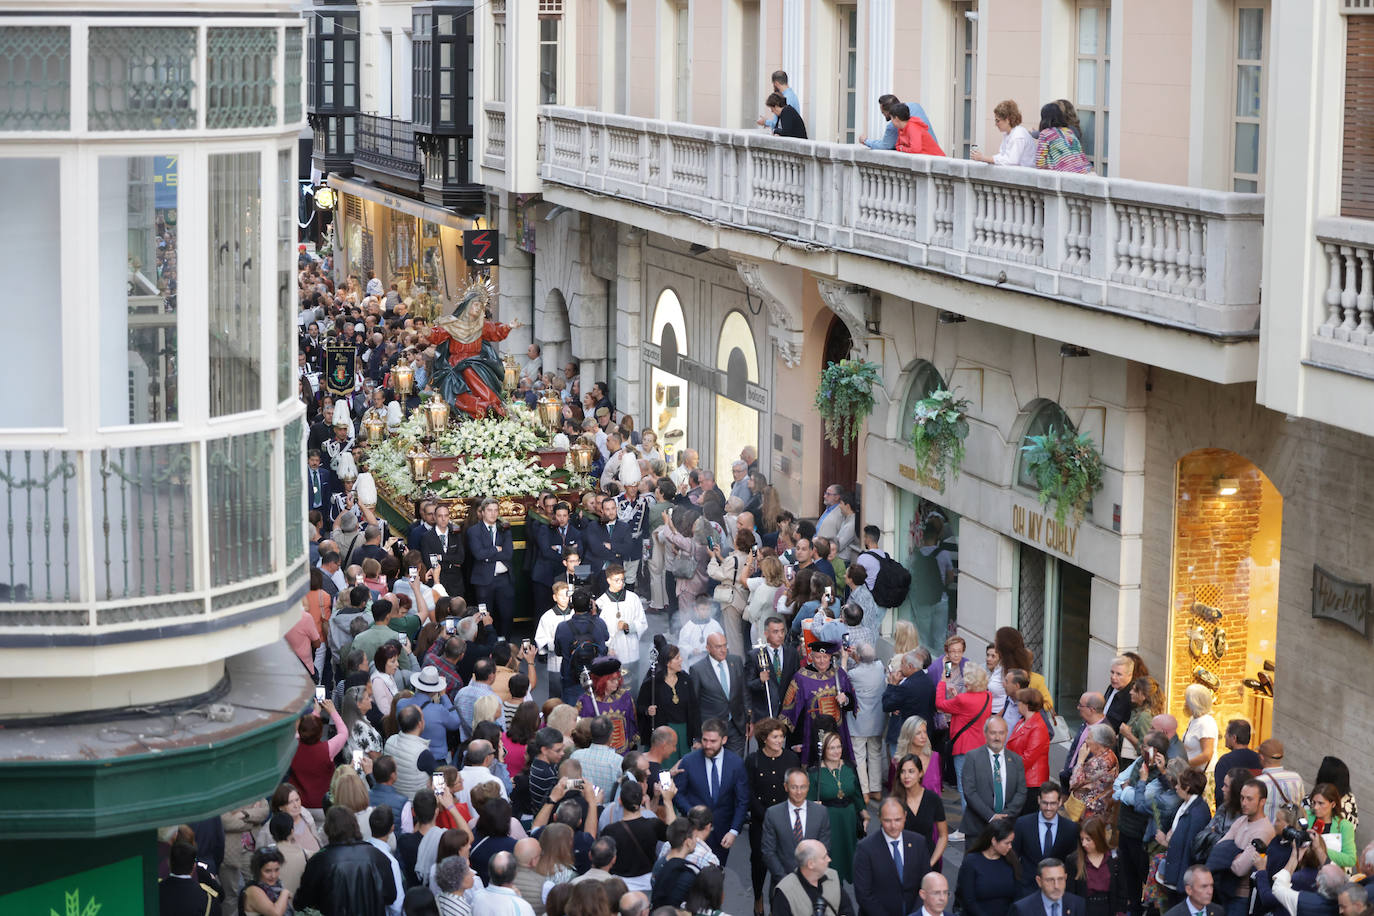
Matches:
[536,107,1267,345]
[355,113,423,183]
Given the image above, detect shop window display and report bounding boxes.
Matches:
[1168,448,1280,744]
[714,310,759,477]
[651,288,689,465]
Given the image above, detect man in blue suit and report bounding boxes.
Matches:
[1012,782,1080,890]
[673,718,749,864]
[307,450,334,513]
[466,497,516,638]
[530,500,581,617]
[883,647,935,757]
[583,495,642,592]
[1011,859,1087,916]
[853,797,930,916]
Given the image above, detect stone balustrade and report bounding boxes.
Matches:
[1312,216,1374,376]
[537,106,1266,338]
[483,102,506,172]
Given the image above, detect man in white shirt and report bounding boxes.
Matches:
[761,768,832,885]
[1256,739,1308,823]
[473,851,536,916]
[457,740,508,807]
[670,448,699,491]
[520,344,543,384]
[367,807,407,916]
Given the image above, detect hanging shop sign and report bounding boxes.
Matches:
[1311,565,1372,638]
[1010,502,1078,558]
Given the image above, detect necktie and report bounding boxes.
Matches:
[718,661,730,695]
[793,808,804,843]
[891,839,903,873]
[1044,821,1054,856]
[993,753,1004,813]
[490,524,496,545]
[1051,902,1060,916]
[772,648,781,679]
[310,469,319,501]
[709,756,719,799]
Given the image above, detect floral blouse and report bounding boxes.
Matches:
[346,718,382,758]
[1071,748,1119,819]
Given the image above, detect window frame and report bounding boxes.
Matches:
[1229,0,1268,192]
[1073,0,1111,176]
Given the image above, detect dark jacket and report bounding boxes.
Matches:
[745,643,800,723]
[882,671,937,746]
[853,828,930,916]
[1010,890,1089,916]
[1162,797,1213,890]
[1066,850,1127,916]
[295,840,399,916]
[158,873,220,916]
[465,520,514,587]
[530,519,582,586]
[1013,813,1081,889]
[773,104,809,140]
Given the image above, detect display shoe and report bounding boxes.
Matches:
[1192,666,1220,690]
[1242,677,1273,697]
[1188,627,1209,658]
[1191,601,1223,622]
[1212,628,1229,658]
[1258,671,1274,694]
[1263,659,1276,673]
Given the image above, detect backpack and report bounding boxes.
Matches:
[911,546,948,606]
[862,550,912,608]
[566,614,606,677]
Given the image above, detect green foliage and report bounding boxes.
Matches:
[1020,425,1104,524]
[909,388,971,488]
[814,358,882,455]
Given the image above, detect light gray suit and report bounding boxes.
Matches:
[761,800,832,884]
[960,746,1027,840]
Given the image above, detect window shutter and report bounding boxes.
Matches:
[1342,17,1374,218]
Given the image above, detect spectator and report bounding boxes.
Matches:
[383,705,439,798]
[1311,756,1359,828]
[603,779,676,891]
[1218,779,1277,914]
[396,666,464,763]
[1182,684,1220,773]
[1033,102,1092,173]
[366,807,407,916]
[846,641,888,801]
[769,839,857,916]
[860,93,902,149]
[508,838,546,915]
[1308,783,1357,871]
[756,69,800,130]
[1006,689,1051,815]
[1066,816,1127,916]
[936,662,994,839]
[434,855,476,916]
[1157,767,1215,898]
[682,866,727,916]
[958,819,1022,916]
[1067,723,1118,823]
[971,100,1036,167]
[1213,720,1262,810]
[893,103,946,156]
[289,699,349,810]
[766,91,808,139]
[1256,739,1307,823]
[651,818,702,910]
[295,806,399,916]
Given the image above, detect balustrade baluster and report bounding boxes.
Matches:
[1341,246,1360,333]
[1188,217,1206,295]
[1031,195,1044,262]
[1358,248,1374,339]
[1159,215,1179,290]
[42,451,52,600]
[24,453,34,598]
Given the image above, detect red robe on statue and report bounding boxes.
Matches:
[427,320,512,419]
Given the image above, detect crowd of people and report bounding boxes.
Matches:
[757,68,1094,174]
[155,253,1369,916]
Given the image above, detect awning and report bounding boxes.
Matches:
[328,175,481,231]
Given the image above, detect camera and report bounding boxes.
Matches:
[658,772,673,791]
[314,685,326,702]
[444,617,456,633]
[432,774,447,795]
[1280,827,1310,847]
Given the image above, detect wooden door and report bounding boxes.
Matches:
[817,315,858,512]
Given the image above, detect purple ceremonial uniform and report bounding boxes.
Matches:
[781,665,858,765]
[578,688,639,753]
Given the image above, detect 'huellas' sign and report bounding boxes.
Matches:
[1311,565,1372,638]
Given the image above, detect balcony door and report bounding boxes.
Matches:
[1074,0,1111,175]
[951,1,978,159]
[818,315,858,503]
[836,3,859,143]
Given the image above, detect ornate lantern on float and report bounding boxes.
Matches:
[392,362,415,396]
[569,439,595,474]
[406,444,432,483]
[502,355,521,395]
[537,391,562,432]
[423,398,450,436]
[362,414,386,444]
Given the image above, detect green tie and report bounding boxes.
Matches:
[993,752,1004,813]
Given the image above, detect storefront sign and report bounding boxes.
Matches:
[1312,565,1371,638]
[675,356,725,392]
[642,341,662,367]
[1011,503,1078,558]
[898,462,943,491]
[745,382,768,410]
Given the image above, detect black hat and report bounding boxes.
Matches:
[589,656,622,677]
[808,640,839,654]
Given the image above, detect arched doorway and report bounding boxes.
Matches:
[714,312,760,479]
[650,289,689,465]
[1167,449,1281,743]
[818,314,858,510]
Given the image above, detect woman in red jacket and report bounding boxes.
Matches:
[1006,687,1051,816]
[936,663,992,841]
[891,102,946,157]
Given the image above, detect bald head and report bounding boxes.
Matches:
[796,839,827,875]
[920,870,951,914]
[1151,714,1178,738]
[619,891,650,916]
[514,837,541,867]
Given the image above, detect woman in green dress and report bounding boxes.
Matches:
[808,730,869,884]
[637,636,697,768]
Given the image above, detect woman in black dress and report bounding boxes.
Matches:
[636,636,697,766]
[956,820,1023,916]
[745,717,801,916]
[1066,816,1127,916]
[894,753,948,868]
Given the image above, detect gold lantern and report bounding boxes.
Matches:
[569,439,595,473]
[392,362,415,396]
[423,398,450,436]
[363,415,386,444]
[502,355,520,393]
[406,444,432,482]
[537,391,562,432]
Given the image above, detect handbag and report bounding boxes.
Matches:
[1063,794,1087,822]
[713,556,743,608]
[667,541,699,579]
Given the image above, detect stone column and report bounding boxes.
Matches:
[495,192,534,354]
[954,518,1017,647]
[613,225,644,422]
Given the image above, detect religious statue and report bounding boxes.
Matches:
[426,276,523,420]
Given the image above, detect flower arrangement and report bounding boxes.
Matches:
[1020,425,1104,524]
[431,456,587,499]
[909,388,971,488]
[814,357,882,455]
[436,416,548,457]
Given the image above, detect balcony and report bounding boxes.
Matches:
[537,107,1266,345]
[356,113,424,184]
[1310,217,1374,377]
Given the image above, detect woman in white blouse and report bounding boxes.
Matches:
[970,99,1036,167]
[1181,683,1219,772]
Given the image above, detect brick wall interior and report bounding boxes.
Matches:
[1168,449,1278,738]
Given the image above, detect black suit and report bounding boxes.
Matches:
[882,671,937,749]
[1010,891,1088,916]
[1103,686,1131,734]
[467,520,516,637]
[1012,813,1081,889]
[530,519,582,615]
[419,525,465,598]
[744,642,799,723]
[853,828,930,916]
[307,464,334,512]
[690,654,749,756]
[158,870,221,916]
[1163,904,1223,916]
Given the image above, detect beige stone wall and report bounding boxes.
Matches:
[1141,368,1374,844]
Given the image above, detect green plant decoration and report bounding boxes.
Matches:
[815,357,882,455]
[909,388,972,488]
[1020,425,1104,524]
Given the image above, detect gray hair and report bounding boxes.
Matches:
[855,641,877,663]
[456,616,479,641]
[963,665,990,692]
[1315,865,1348,900]
[434,855,471,893]
[731,460,747,472]
[1182,864,1210,890]
[983,714,1008,737]
[1086,722,1116,747]
[902,650,925,671]
[896,716,929,755]
[795,839,827,871]
[478,496,499,513]
[1339,883,1367,908]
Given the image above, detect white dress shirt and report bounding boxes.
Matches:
[987,747,1010,804]
[789,802,808,836]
